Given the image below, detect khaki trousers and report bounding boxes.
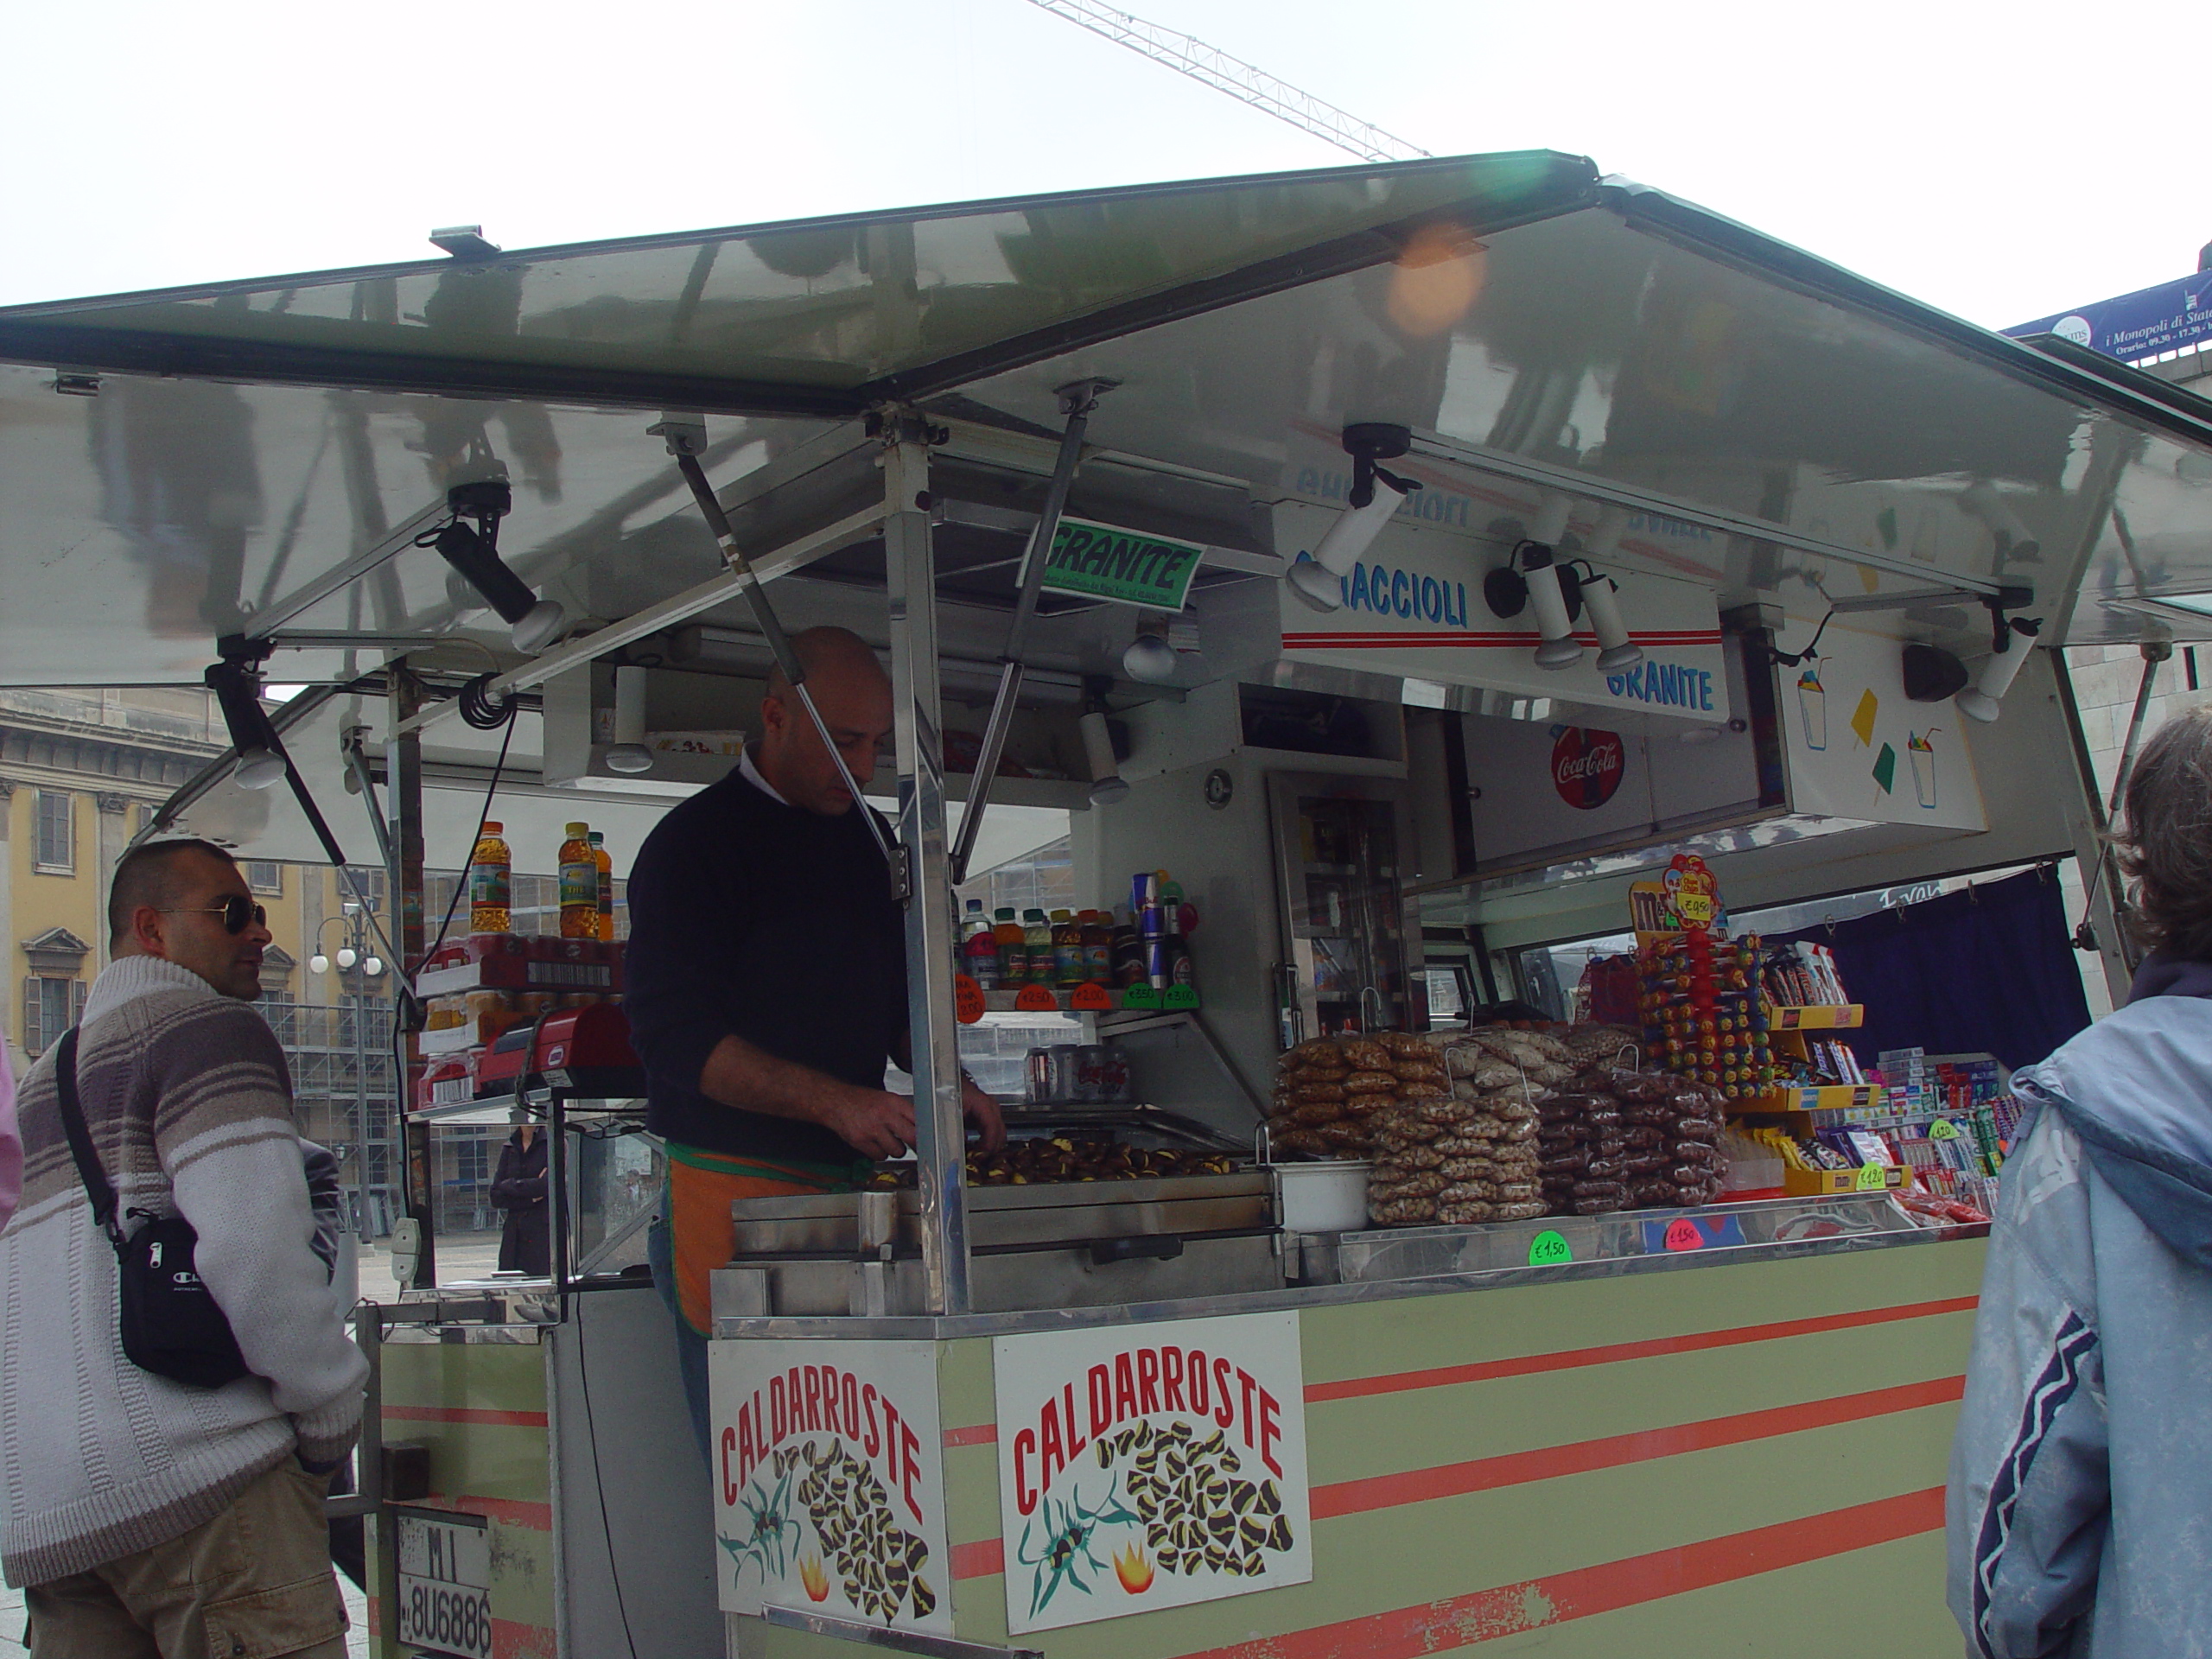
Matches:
[26,1458,348,1659]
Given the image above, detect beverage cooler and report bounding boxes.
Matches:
[1265,772,1426,1043]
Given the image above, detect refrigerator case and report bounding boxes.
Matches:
[1267,773,1427,1040]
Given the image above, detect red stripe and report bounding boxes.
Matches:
[951,1538,1005,1580]
[490,1616,557,1658]
[384,1405,549,1428]
[1175,1486,1944,1658]
[942,1423,998,1448]
[1312,1376,1961,1519]
[1307,1295,1978,1403]
[1279,632,1724,649]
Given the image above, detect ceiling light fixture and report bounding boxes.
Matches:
[605,664,653,774]
[1285,423,1421,613]
[1482,494,1585,670]
[419,480,567,653]
[1568,505,1643,672]
[1079,706,1130,805]
[1956,601,2044,723]
[204,649,289,791]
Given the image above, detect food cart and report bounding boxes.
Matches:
[5,149,2210,1658]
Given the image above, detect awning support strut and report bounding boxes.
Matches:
[947,378,1109,886]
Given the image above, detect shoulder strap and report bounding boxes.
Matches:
[51,1029,127,1249]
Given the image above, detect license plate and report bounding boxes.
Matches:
[394,1510,493,1659]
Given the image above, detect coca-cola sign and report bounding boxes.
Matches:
[1552,727,1626,810]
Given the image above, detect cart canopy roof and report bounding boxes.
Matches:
[7,149,2212,863]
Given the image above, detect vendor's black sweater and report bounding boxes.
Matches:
[624,766,904,1166]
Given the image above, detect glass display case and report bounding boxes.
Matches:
[1267,772,1427,1040]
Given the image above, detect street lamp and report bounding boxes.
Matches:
[310,898,386,1240]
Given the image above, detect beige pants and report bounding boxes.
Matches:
[26,1458,348,1659]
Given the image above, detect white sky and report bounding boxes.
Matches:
[0,0,2198,330]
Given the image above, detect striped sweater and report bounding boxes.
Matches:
[0,957,367,1586]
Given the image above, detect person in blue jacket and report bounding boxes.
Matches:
[1949,704,2212,1657]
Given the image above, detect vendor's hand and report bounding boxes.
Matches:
[824,1089,919,1160]
[963,1077,1007,1154]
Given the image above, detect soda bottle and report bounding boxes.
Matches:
[993,906,1026,986]
[589,831,614,943]
[1161,880,1197,993]
[962,899,1001,989]
[1051,909,1086,987]
[469,821,512,935]
[1022,909,1052,985]
[559,823,599,939]
[1082,909,1113,983]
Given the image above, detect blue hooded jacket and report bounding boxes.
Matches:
[1947,956,2212,1658]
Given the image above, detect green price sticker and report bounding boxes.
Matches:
[1854,1162,1890,1192]
[1528,1230,1573,1267]
[1121,984,1162,1010]
[1928,1119,1962,1141]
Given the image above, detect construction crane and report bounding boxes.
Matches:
[1022,0,1428,165]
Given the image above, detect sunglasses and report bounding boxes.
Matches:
[163,896,268,935]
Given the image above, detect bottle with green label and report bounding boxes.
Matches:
[993,907,1026,986]
[1021,908,1052,986]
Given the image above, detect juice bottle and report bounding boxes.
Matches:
[1082,909,1113,983]
[1051,908,1086,987]
[558,823,599,939]
[588,831,614,943]
[469,821,512,935]
[962,899,1001,989]
[993,906,1026,985]
[1021,909,1052,985]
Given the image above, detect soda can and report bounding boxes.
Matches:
[1145,938,1169,989]
[1131,871,1160,914]
[1025,1047,1058,1103]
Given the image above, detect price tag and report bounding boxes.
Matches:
[1014,984,1059,1012]
[1928,1119,1962,1141]
[1162,984,1200,1010]
[1675,890,1716,928]
[1527,1230,1573,1267]
[1069,982,1113,1012]
[954,975,986,1025]
[1854,1162,1890,1191]
[1121,984,1161,1010]
[1637,1213,1749,1255]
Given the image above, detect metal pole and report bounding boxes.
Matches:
[948,379,1105,885]
[882,427,972,1315]
[352,914,371,1242]
[2109,639,2172,817]
[386,670,435,1287]
[665,443,901,885]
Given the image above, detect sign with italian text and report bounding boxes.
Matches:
[992,1313,1311,1634]
[1022,515,1206,611]
[709,1339,952,1633]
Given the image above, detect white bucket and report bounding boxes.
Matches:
[1272,1160,1372,1234]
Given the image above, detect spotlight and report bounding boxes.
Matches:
[606,664,653,774]
[1573,505,1643,671]
[1079,709,1129,805]
[1122,628,1180,683]
[1482,495,1585,670]
[1956,612,2044,723]
[205,652,289,791]
[1284,423,1421,613]
[421,480,567,652]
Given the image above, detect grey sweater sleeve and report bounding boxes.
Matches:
[153,1006,368,1459]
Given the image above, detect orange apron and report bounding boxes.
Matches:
[664,1143,866,1333]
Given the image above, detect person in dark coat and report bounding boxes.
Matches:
[491,1123,549,1276]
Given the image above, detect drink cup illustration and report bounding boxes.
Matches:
[1910,729,1938,809]
[1797,662,1827,751]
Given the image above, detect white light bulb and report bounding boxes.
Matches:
[231,747,288,790]
[1583,574,1643,671]
[1956,620,2039,722]
[511,597,568,654]
[310,953,331,976]
[364,957,385,977]
[606,664,653,773]
[1283,474,1413,613]
[1122,633,1180,683]
[336,946,359,970]
[1523,556,1584,670]
[1079,711,1129,805]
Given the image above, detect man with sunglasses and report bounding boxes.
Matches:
[0,838,366,1657]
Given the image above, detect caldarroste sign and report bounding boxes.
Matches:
[709,1340,953,1635]
[992,1312,1312,1635]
